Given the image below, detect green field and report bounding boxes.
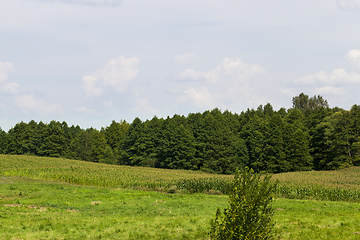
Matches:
[1,155,360,239]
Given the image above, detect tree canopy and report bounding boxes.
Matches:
[1,94,359,174]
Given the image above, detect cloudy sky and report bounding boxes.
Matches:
[1,0,360,130]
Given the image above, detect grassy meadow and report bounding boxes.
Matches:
[1,155,360,239]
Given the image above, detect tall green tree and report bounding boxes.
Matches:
[262,113,288,173]
[312,111,353,169]
[0,127,7,154]
[284,109,313,171]
[38,121,66,157]
[120,117,144,165]
[292,92,329,112]
[157,117,196,170]
[348,105,360,165]
[192,109,248,174]
[6,121,32,155]
[240,110,267,172]
[74,130,94,162]
[89,128,108,162]
[104,120,129,155]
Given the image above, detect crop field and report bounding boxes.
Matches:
[2,155,360,239]
[1,176,360,239]
[0,154,232,192]
[1,154,360,202]
[273,167,360,190]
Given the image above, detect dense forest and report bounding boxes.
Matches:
[1,93,360,174]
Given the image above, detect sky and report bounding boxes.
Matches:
[1,0,360,131]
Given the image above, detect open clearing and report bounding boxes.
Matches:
[1,155,360,239]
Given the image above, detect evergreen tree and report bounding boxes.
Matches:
[312,111,352,169]
[0,127,7,154]
[38,121,66,157]
[104,120,129,158]
[348,105,360,165]
[193,109,247,174]
[120,117,144,165]
[6,121,31,155]
[262,113,288,173]
[157,117,196,170]
[240,110,266,172]
[100,145,117,164]
[285,109,313,171]
[292,92,329,112]
[89,128,107,162]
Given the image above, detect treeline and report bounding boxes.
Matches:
[1,93,360,174]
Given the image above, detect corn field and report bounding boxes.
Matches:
[1,154,360,202]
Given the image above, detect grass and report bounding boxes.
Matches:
[0,154,232,191]
[0,176,228,239]
[2,155,360,239]
[272,167,360,190]
[2,154,360,202]
[2,176,360,239]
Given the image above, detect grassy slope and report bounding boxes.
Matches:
[0,154,232,190]
[2,154,360,190]
[2,155,360,239]
[273,167,360,189]
[1,177,360,240]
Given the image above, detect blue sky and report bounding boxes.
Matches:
[1,0,360,131]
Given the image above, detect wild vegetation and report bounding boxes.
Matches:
[2,154,360,203]
[210,168,277,239]
[1,93,360,175]
[2,156,360,239]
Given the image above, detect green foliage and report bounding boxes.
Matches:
[158,117,196,170]
[3,175,360,240]
[0,127,7,154]
[292,92,329,112]
[3,155,360,203]
[38,121,67,157]
[210,168,277,240]
[100,145,117,164]
[1,93,360,175]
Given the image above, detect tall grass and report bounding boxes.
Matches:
[0,154,232,190]
[1,154,360,202]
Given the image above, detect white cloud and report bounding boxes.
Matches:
[43,104,63,113]
[82,75,102,96]
[103,100,113,107]
[280,89,296,97]
[132,98,160,116]
[34,0,122,6]
[176,87,215,109]
[295,68,360,85]
[0,62,14,82]
[1,82,20,94]
[346,49,360,66]
[204,58,266,84]
[314,86,346,95]
[175,57,266,110]
[174,53,197,63]
[83,56,139,96]
[0,102,8,109]
[15,94,39,111]
[177,69,206,81]
[73,106,96,113]
[15,94,63,114]
[336,0,359,11]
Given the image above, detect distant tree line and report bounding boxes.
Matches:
[1,93,360,174]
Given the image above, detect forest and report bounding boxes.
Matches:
[1,93,359,174]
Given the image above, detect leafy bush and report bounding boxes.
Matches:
[210,167,277,240]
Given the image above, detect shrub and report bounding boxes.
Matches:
[210,167,277,240]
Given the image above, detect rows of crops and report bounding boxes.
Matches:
[1,154,360,202]
[0,155,232,190]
